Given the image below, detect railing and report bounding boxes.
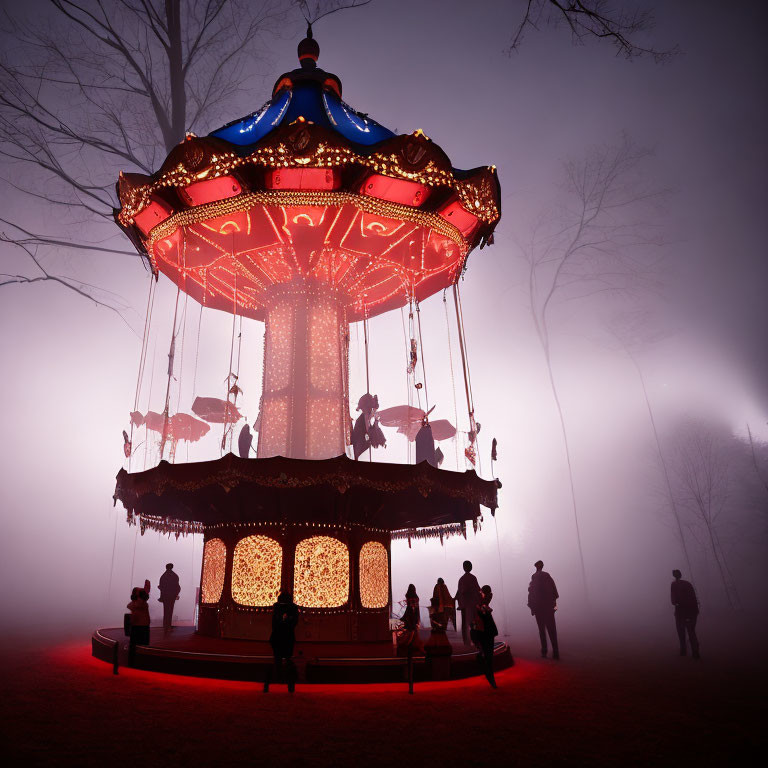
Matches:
[92,630,120,675]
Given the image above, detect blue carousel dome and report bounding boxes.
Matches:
[210,32,395,149]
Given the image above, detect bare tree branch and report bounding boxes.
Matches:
[298,0,372,26]
[0,0,358,312]
[507,0,679,62]
[0,217,139,257]
[0,235,139,335]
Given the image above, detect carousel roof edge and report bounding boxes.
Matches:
[113,453,499,516]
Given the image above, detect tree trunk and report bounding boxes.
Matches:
[165,0,187,150]
[628,350,696,582]
[540,337,590,604]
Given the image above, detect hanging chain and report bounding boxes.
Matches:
[443,290,461,469]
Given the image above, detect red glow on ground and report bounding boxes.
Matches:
[57,641,534,695]
[6,636,760,766]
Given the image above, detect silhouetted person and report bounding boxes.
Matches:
[398,584,423,652]
[432,577,456,631]
[671,569,700,659]
[456,560,482,645]
[404,584,421,625]
[398,584,422,694]
[471,585,499,688]
[238,423,253,458]
[264,591,299,692]
[528,560,559,660]
[126,579,151,666]
[158,563,180,632]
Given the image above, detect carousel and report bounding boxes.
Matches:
[94,30,510,684]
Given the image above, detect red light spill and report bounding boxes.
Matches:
[54,642,538,696]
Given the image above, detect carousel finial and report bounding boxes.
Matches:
[298,25,319,69]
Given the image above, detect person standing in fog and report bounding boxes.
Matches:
[158,563,180,632]
[671,569,700,659]
[432,577,456,630]
[527,560,559,660]
[456,560,482,645]
[397,584,423,694]
[472,584,499,688]
[264,591,299,692]
[126,580,151,666]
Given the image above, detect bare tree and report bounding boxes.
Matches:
[607,310,697,581]
[0,0,368,310]
[746,423,768,501]
[519,134,667,600]
[667,421,745,609]
[508,0,679,62]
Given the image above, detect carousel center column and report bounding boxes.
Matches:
[257,276,350,459]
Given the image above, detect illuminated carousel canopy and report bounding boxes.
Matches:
[114,35,501,323]
[114,454,499,534]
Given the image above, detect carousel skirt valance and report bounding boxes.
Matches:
[114,453,499,535]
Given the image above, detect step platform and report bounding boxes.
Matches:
[92,626,513,684]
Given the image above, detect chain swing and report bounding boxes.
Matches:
[399,304,413,464]
[443,289,461,470]
[127,275,156,472]
[159,284,182,461]
[453,282,480,471]
[222,269,240,454]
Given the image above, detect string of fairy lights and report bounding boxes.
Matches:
[117,132,500,228]
[144,194,470,323]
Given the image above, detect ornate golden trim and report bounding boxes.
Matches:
[118,135,500,227]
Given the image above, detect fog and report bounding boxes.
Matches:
[0,0,766,657]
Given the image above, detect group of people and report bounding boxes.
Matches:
[395,561,500,688]
[124,563,181,664]
[125,563,300,690]
[124,557,701,686]
[394,559,702,688]
[394,559,558,689]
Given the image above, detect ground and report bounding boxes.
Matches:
[2,630,764,767]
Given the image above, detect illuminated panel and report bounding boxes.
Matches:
[437,199,479,238]
[308,294,343,392]
[360,174,431,207]
[264,300,294,391]
[359,541,389,609]
[180,176,242,206]
[293,536,349,608]
[265,168,340,190]
[258,396,289,458]
[307,398,344,459]
[201,538,227,604]
[134,197,172,237]
[231,535,283,607]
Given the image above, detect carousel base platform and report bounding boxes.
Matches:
[92,626,513,684]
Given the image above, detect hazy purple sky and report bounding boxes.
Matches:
[0,0,765,641]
